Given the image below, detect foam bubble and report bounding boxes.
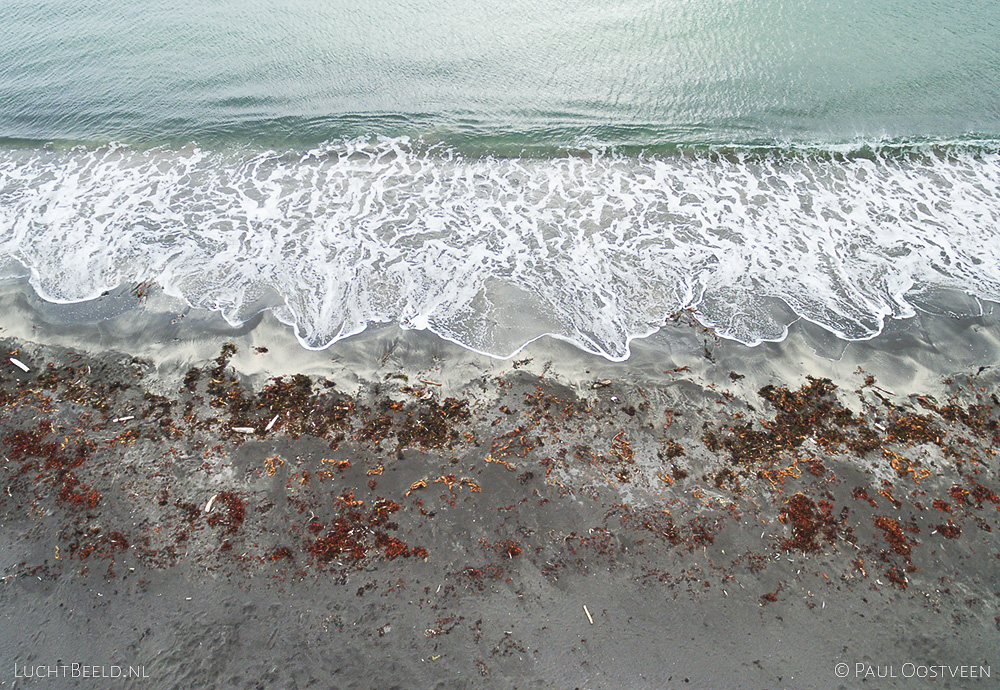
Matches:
[1,138,999,359]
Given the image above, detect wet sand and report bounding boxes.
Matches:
[1,283,999,689]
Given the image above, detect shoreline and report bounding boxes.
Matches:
[1,284,999,687]
[4,277,998,391]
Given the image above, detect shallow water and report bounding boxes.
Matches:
[2,140,1000,358]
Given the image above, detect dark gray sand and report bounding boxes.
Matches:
[1,284,999,689]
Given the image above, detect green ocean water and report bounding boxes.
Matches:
[2,0,999,148]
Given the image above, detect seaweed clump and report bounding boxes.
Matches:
[397,398,470,449]
[207,491,245,534]
[872,516,916,560]
[3,422,99,509]
[778,493,845,552]
[706,377,863,465]
[307,498,427,567]
[886,413,940,445]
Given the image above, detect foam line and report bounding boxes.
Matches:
[1,138,999,359]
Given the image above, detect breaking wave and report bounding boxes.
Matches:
[1,137,999,359]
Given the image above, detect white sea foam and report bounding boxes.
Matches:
[1,138,999,359]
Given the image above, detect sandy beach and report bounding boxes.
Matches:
[0,282,998,688]
[4,1,1000,686]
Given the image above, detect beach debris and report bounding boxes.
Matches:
[9,357,29,372]
[335,490,364,507]
[6,331,1000,618]
[406,478,428,496]
[206,491,246,533]
[264,456,284,476]
[778,493,845,552]
[480,538,521,558]
[460,477,482,492]
[130,281,154,300]
[485,455,518,471]
[395,397,470,449]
